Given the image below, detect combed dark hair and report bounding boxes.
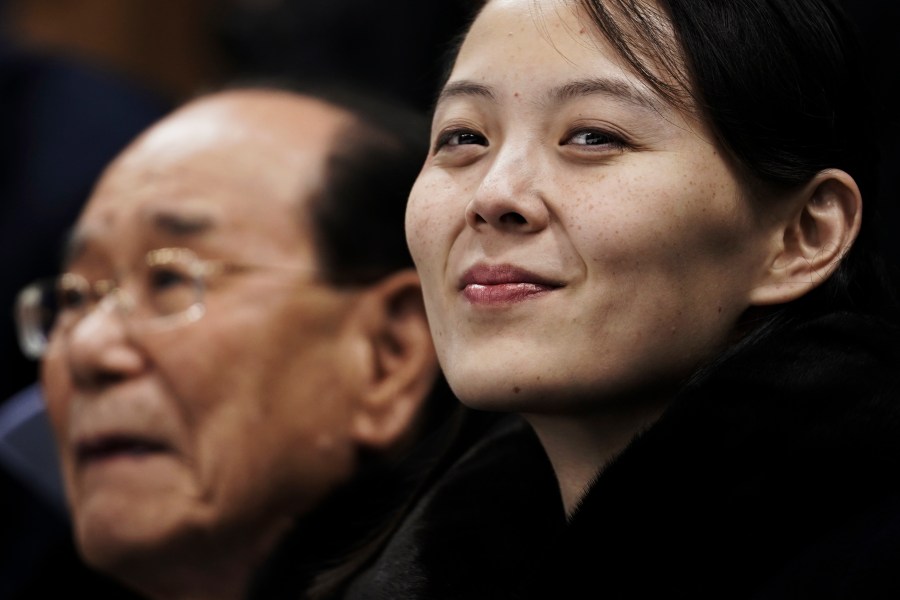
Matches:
[217,81,464,600]
[576,0,897,318]
[302,86,430,286]
[215,79,429,287]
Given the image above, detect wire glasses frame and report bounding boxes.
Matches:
[16,248,237,359]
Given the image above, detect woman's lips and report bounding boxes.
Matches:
[459,264,563,305]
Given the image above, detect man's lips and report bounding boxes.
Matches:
[76,434,170,464]
[459,264,563,304]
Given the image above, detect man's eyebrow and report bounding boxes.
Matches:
[436,80,497,106]
[546,77,663,112]
[149,210,217,236]
[59,211,216,269]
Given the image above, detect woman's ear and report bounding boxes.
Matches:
[749,169,862,306]
[347,269,439,450]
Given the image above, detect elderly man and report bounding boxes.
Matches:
[13,86,438,598]
[14,86,563,600]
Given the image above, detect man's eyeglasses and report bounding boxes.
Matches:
[15,247,319,359]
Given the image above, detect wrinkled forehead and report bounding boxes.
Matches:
[70,92,350,266]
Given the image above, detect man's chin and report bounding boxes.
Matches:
[73,492,196,573]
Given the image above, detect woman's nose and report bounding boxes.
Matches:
[465,145,550,234]
[63,299,146,390]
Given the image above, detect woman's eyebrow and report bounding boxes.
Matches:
[545,77,663,112]
[437,80,497,106]
[437,77,663,113]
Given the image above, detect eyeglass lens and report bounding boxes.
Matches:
[16,249,206,358]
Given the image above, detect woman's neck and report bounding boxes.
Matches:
[526,401,667,517]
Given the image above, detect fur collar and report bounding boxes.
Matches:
[547,312,900,598]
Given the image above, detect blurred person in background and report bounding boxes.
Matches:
[0,3,474,596]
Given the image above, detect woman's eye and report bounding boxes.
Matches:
[563,129,626,150]
[433,129,488,153]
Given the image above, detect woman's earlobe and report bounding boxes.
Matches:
[749,169,862,306]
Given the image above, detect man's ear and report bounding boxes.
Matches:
[749,169,862,306]
[348,269,438,450]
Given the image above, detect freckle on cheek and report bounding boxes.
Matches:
[513,386,521,394]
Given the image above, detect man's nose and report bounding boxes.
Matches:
[63,298,147,389]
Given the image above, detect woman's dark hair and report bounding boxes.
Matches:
[575,0,897,318]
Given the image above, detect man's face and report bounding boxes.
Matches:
[41,92,363,574]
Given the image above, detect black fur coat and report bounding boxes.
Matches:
[249,413,564,600]
[340,414,563,599]
[538,311,900,598]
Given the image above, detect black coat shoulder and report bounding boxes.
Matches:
[249,412,564,600]
[540,312,900,599]
[343,414,564,600]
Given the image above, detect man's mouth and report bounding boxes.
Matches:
[76,435,170,464]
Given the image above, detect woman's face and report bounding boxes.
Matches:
[406,0,779,413]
